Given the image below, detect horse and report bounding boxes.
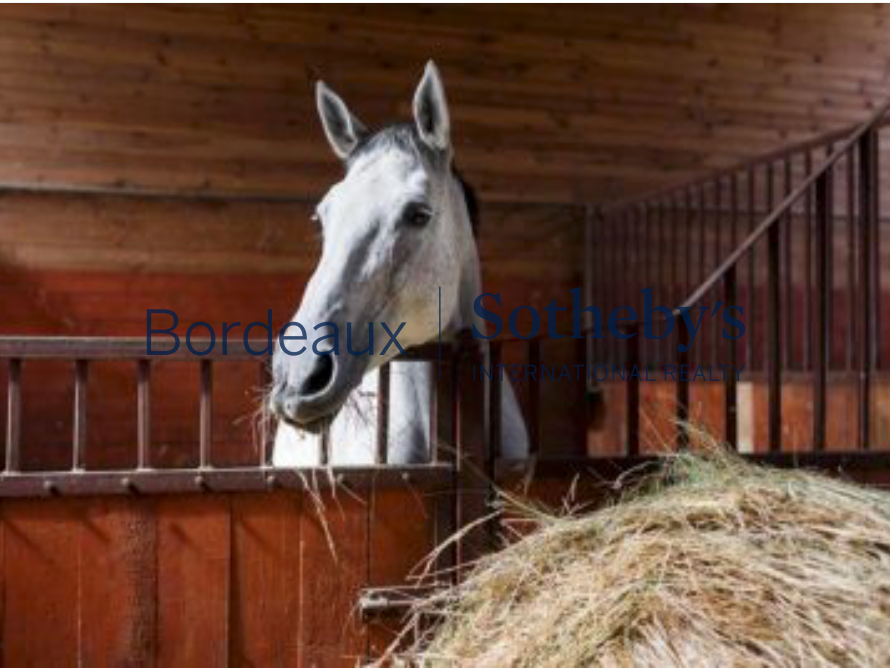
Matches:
[268,61,528,466]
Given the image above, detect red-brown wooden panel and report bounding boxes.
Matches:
[3,499,82,665]
[78,497,157,665]
[155,495,231,666]
[229,491,302,666]
[299,489,369,666]
[366,485,436,657]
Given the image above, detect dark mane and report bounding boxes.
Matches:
[349,124,481,237]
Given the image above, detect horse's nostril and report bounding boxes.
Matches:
[300,354,335,397]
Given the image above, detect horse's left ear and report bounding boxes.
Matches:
[412,61,451,154]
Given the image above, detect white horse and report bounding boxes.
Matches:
[269,61,528,466]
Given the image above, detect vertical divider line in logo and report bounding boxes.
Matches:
[438,286,441,381]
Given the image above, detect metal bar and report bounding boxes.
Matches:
[584,206,595,371]
[859,130,877,450]
[376,363,390,465]
[697,186,706,368]
[871,130,882,371]
[626,325,640,457]
[488,341,503,497]
[783,156,793,368]
[814,171,830,451]
[676,318,690,449]
[725,175,739,450]
[711,180,721,368]
[804,149,814,370]
[0,337,446,363]
[528,339,541,457]
[428,362,439,463]
[826,146,835,373]
[73,359,88,470]
[199,359,213,468]
[768,184,782,452]
[0,464,456,497]
[847,149,857,372]
[747,167,756,370]
[320,427,330,465]
[6,359,21,472]
[137,359,151,469]
[257,361,269,467]
[496,451,890,482]
[764,161,775,373]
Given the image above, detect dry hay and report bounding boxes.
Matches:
[397,453,890,667]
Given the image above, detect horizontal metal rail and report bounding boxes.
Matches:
[0,464,454,497]
[0,336,445,361]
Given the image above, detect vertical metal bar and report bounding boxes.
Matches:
[658,200,666,368]
[859,130,877,450]
[199,359,213,468]
[489,342,503,474]
[584,206,595,371]
[765,161,775,374]
[711,180,721,368]
[137,359,151,469]
[320,427,330,466]
[814,172,830,451]
[847,149,858,372]
[671,194,679,320]
[746,167,756,370]
[625,325,640,457]
[826,144,835,372]
[376,363,390,464]
[804,150,814,370]
[676,318,690,449]
[783,156,793,369]
[73,359,88,471]
[725,174,739,450]
[871,131,881,372]
[686,187,693,303]
[768,171,782,453]
[697,186,706,368]
[428,362,439,463]
[528,339,541,457]
[257,361,269,467]
[6,359,21,472]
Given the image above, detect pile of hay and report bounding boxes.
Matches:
[401,454,890,667]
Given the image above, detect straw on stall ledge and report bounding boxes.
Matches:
[384,442,890,667]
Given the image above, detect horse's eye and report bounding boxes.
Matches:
[402,203,432,228]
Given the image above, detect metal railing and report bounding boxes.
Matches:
[595,97,890,456]
[0,336,466,496]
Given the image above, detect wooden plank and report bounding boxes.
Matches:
[366,485,435,658]
[77,497,157,665]
[155,495,231,666]
[2,499,81,665]
[229,491,302,666]
[298,487,369,666]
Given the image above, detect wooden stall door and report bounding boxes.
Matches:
[0,486,435,667]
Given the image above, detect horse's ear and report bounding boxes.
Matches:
[315,81,368,160]
[412,61,451,154]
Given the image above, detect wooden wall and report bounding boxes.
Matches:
[0,5,886,204]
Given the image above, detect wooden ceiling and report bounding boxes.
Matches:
[0,4,888,205]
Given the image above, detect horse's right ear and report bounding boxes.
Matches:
[315,81,368,160]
